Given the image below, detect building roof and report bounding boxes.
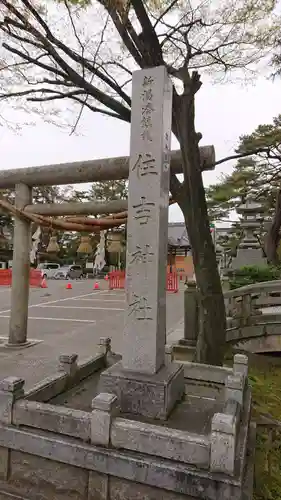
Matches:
[112,222,234,248]
[168,222,190,247]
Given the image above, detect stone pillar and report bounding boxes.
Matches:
[164,344,174,364]
[0,376,25,424]
[97,337,111,355]
[8,183,32,345]
[91,393,118,446]
[58,354,78,376]
[99,67,184,419]
[122,66,172,374]
[210,412,236,475]
[0,377,25,481]
[183,281,199,345]
[221,274,230,292]
[225,373,245,406]
[233,353,248,378]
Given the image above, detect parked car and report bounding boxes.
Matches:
[38,262,61,279]
[53,264,83,280]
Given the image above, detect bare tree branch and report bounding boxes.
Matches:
[2,0,132,110]
[2,42,68,79]
[63,0,86,79]
[97,0,143,67]
[214,148,271,167]
[70,8,110,134]
[153,0,180,29]
[3,31,131,121]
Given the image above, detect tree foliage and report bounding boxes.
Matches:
[207,116,281,218]
[207,158,259,222]
[229,265,281,289]
[207,114,281,263]
[271,24,281,77]
[86,180,127,203]
[0,180,128,261]
[56,179,127,260]
[0,0,279,365]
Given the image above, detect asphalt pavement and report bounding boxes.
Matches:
[0,279,184,389]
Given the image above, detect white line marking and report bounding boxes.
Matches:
[38,305,125,311]
[0,290,108,315]
[69,298,126,303]
[0,316,97,323]
[32,290,108,307]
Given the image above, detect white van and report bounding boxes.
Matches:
[38,262,61,279]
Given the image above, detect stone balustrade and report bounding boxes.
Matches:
[224,281,281,349]
[111,416,210,468]
[0,354,249,478]
[210,354,250,476]
[224,280,281,319]
[0,343,254,500]
[182,280,281,351]
[19,339,109,404]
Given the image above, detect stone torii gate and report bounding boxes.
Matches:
[0,93,215,349]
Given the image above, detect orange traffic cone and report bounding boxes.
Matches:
[94,282,100,290]
[66,282,72,290]
[41,278,48,289]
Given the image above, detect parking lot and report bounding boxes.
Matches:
[0,279,184,389]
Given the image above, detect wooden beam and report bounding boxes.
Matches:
[25,199,128,216]
[0,146,215,188]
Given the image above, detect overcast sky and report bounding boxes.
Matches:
[0,75,279,222]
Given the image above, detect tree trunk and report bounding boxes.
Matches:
[179,198,226,365]
[171,75,226,366]
[265,189,281,265]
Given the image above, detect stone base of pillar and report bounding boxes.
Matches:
[99,361,184,420]
[4,340,39,350]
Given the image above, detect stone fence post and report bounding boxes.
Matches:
[210,411,237,475]
[225,373,245,406]
[241,294,253,326]
[233,354,248,378]
[184,281,199,346]
[91,393,118,446]
[0,376,25,425]
[221,274,230,292]
[58,354,78,377]
[211,354,249,476]
[0,377,24,481]
[165,344,173,364]
[97,337,111,356]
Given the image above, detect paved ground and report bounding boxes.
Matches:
[0,280,184,389]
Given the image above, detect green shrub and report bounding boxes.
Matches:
[229,265,281,290]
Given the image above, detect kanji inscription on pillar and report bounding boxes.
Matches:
[122,66,173,374]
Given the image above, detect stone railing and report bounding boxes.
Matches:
[183,280,281,349]
[224,280,281,346]
[0,353,252,499]
[224,279,281,320]
[23,336,110,402]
